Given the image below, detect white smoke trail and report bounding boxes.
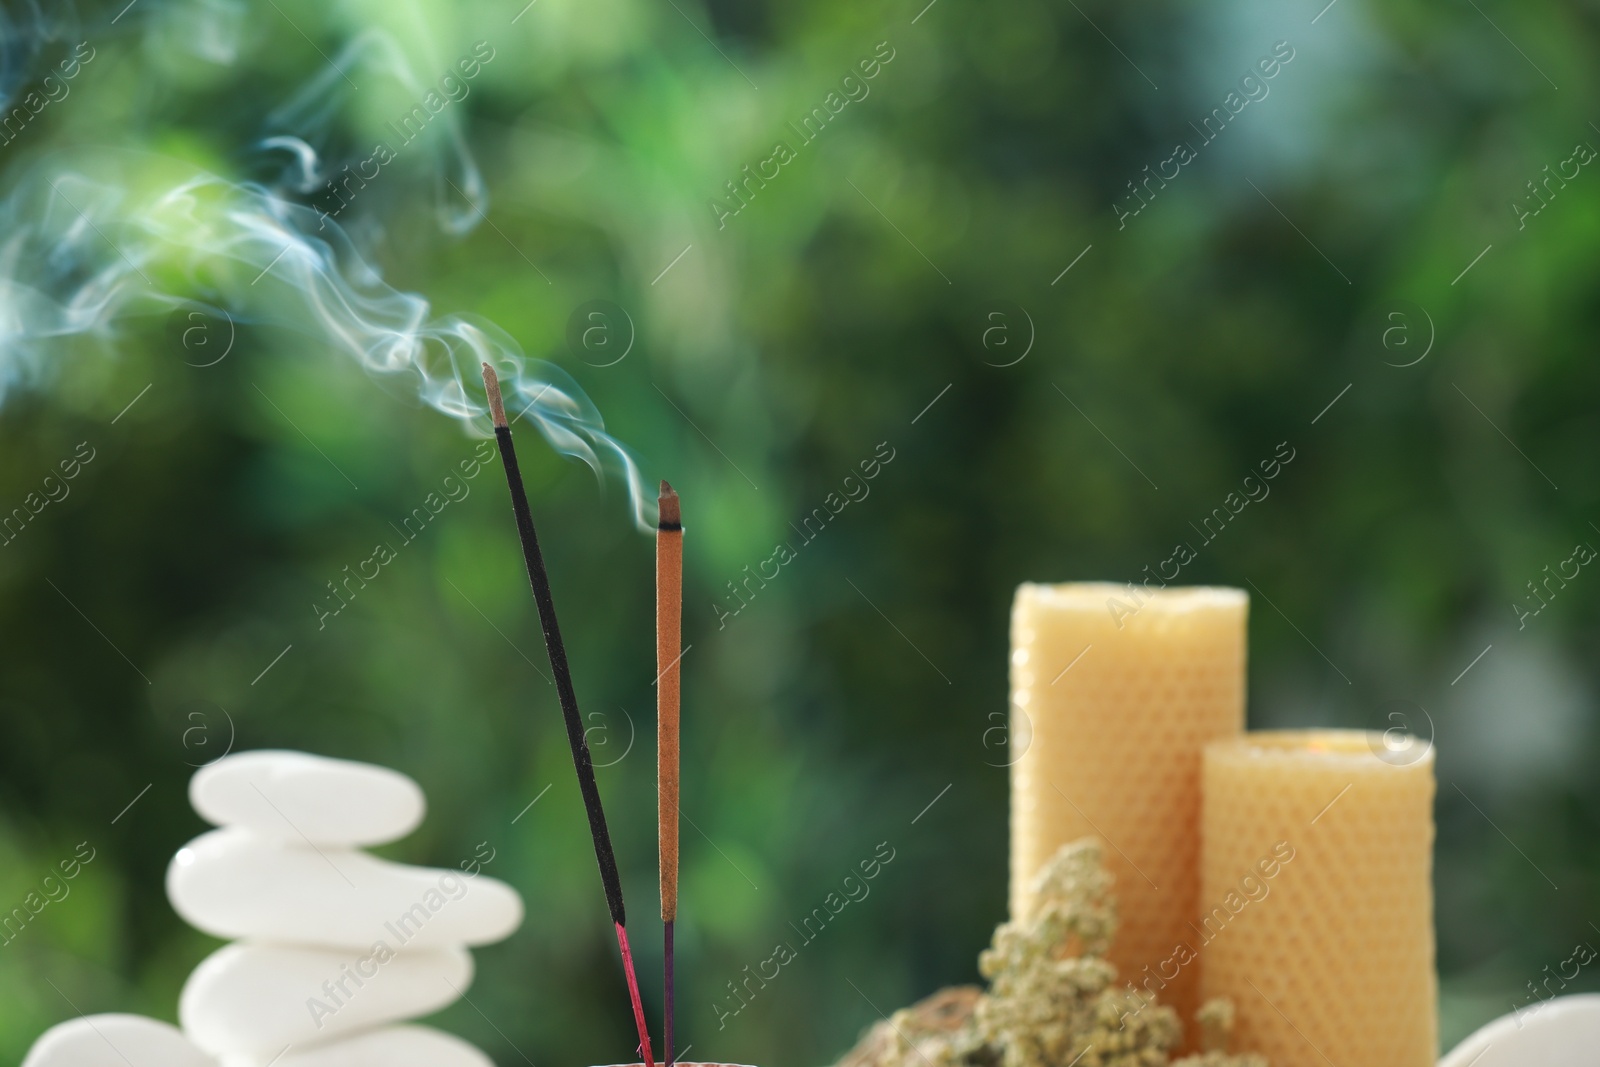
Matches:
[265,30,488,236]
[0,157,653,528]
[0,1,73,102]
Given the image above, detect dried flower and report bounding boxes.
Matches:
[1170,998,1265,1067]
[975,840,1180,1067]
[832,840,1268,1067]
[1195,999,1234,1054]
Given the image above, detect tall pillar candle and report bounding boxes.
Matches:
[1200,730,1436,1067]
[1009,583,1247,1029]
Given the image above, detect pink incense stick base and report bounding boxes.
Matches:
[612,923,658,1067]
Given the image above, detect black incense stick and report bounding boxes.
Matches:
[481,363,656,1067]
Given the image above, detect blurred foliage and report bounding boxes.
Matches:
[1,0,1598,1063]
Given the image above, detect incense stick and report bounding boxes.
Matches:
[481,363,656,1067]
[656,481,682,1066]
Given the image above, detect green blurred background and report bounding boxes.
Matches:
[1,0,1597,1062]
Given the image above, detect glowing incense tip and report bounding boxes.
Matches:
[658,480,680,529]
[481,362,508,428]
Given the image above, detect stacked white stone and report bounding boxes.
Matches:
[24,751,524,1067]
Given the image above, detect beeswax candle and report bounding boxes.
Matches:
[1200,730,1436,1067]
[1009,582,1246,1029]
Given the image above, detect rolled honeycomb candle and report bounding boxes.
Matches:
[1009,582,1247,1029]
[1200,730,1436,1067]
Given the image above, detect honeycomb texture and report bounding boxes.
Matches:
[1200,731,1437,1067]
[1009,582,1247,1034]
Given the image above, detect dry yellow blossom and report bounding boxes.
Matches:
[832,840,1268,1067]
[975,840,1180,1067]
[1195,999,1235,1054]
[1170,997,1265,1067]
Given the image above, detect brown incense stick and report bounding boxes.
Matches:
[481,363,657,1067]
[656,481,682,1065]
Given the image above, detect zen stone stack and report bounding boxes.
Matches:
[24,750,523,1067]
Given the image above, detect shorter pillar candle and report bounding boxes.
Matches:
[1200,730,1436,1067]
